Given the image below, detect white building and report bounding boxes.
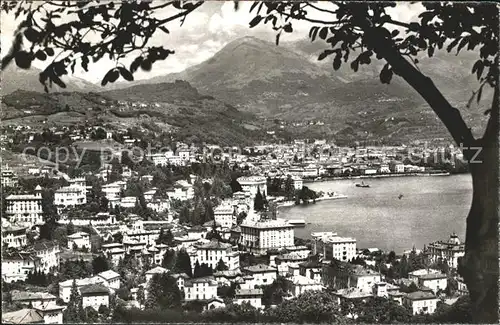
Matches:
[287,275,323,297]
[427,233,465,269]
[183,276,218,301]
[98,270,121,291]
[312,232,356,262]
[123,221,161,246]
[11,290,57,308]
[351,267,382,293]
[241,264,277,288]
[59,212,116,226]
[54,185,87,209]
[147,199,170,213]
[5,186,44,227]
[234,288,263,309]
[240,218,294,254]
[101,243,126,266]
[25,241,61,274]
[59,277,106,303]
[119,196,137,208]
[214,205,235,229]
[403,291,439,315]
[102,181,126,201]
[237,176,267,197]
[190,240,240,270]
[80,284,110,310]
[67,232,90,250]
[34,302,65,324]
[292,176,303,190]
[409,269,447,294]
[145,266,169,284]
[2,225,27,248]
[2,252,40,283]
[1,168,18,188]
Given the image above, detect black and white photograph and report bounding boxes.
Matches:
[0,1,498,323]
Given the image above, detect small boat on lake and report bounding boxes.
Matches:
[356,181,370,188]
[288,219,306,227]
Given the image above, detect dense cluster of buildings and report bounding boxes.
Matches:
[0,133,470,323]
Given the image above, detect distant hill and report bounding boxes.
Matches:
[2,81,265,146]
[2,35,492,145]
[1,64,101,95]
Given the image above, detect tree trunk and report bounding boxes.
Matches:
[365,26,499,322]
[460,96,499,322]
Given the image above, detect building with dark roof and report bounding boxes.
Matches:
[80,284,110,311]
[403,290,439,315]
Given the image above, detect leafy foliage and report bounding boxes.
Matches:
[145,273,182,310]
[2,1,204,92]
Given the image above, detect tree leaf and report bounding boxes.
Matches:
[379,64,393,84]
[130,57,143,73]
[249,15,262,28]
[476,62,484,80]
[101,69,114,86]
[35,50,47,61]
[319,27,328,40]
[408,22,420,31]
[471,60,482,74]
[51,74,66,88]
[24,28,40,42]
[309,26,319,42]
[159,26,169,34]
[109,69,120,83]
[141,59,152,71]
[45,48,55,56]
[391,29,400,37]
[283,23,293,33]
[446,38,460,53]
[82,56,89,72]
[350,60,359,72]
[15,51,32,69]
[275,33,281,46]
[477,84,483,104]
[427,46,434,57]
[456,37,469,54]
[318,50,335,61]
[118,67,134,81]
[333,56,341,71]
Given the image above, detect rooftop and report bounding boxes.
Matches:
[405,290,438,301]
[235,288,263,297]
[288,275,321,286]
[417,273,448,280]
[11,291,57,302]
[146,266,169,275]
[237,176,266,183]
[2,308,44,324]
[6,194,42,201]
[196,239,233,250]
[79,284,110,295]
[241,218,293,229]
[98,270,120,280]
[243,264,277,273]
[335,287,373,299]
[67,232,89,239]
[185,276,218,286]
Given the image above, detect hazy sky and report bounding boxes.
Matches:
[1,1,423,84]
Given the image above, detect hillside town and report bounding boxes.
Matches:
[1,125,471,323]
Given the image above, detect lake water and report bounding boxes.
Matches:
[278,174,473,254]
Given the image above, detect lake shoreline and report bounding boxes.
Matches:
[302,172,459,183]
[278,174,471,253]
